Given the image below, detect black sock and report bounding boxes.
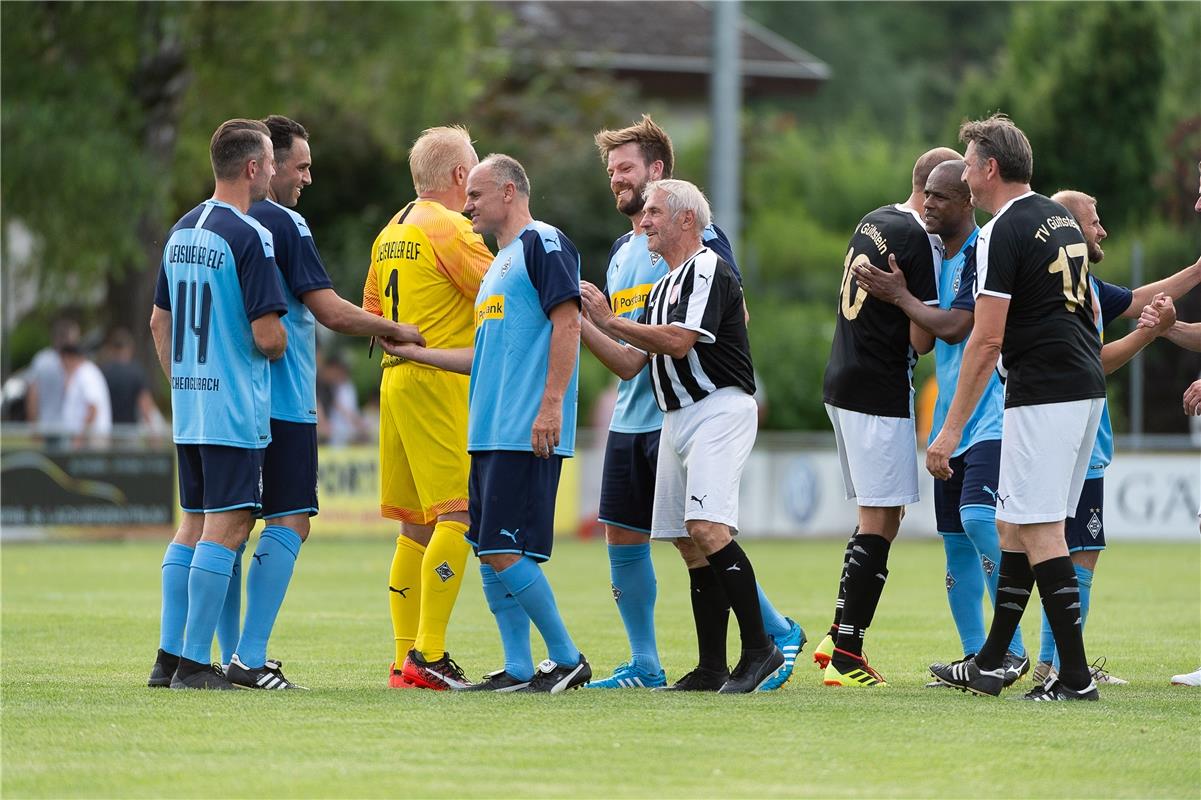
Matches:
[1034,556,1090,689]
[975,550,1034,670]
[706,541,770,651]
[688,565,730,672]
[829,527,859,637]
[834,533,890,657]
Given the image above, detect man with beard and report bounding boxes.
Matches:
[582,116,803,692]
[1024,189,1195,686]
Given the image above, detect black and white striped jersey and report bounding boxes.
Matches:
[640,247,755,411]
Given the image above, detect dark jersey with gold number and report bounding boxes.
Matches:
[823,204,941,418]
[975,192,1104,408]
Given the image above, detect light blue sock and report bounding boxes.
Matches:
[481,564,534,681]
[608,543,661,673]
[159,542,194,656]
[181,541,236,664]
[1047,564,1094,671]
[962,509,1025,657]
[942,532,986,656]
[235,525,303,669]
[756,584,791,640]
[496,556,580,667]
[216,541,245,664]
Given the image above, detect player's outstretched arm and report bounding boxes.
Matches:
[378,340,473,374]
[1125,255,1201,315]
[302,288,424,345]
[149,306,173,379]
[1103,294,1175,374]
[251,313,287,361]
[580,280,697,360]
[581,316,650,380]
[854,254,973,344]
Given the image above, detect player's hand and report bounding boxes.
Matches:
[378,338,423,361]
[580,282,614,328]
[531,402,562,458]
[387,322,425,346]
[925,429,959,481]
[1184,379,1201,416]
[852,254,910,305]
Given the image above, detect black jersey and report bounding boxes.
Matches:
[642,247,755,411]
[975,192,1104,408]
[823,204,941,417]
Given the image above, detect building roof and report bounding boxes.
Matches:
[492,1,830,98]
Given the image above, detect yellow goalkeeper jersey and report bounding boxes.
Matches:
[363,199,493,367]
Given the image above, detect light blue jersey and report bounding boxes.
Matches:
[468,221,581,456]
[929,229,1004,456]
[605,224,740,434]
[154,200,288,448]
[1087,276,1133,476]
[249,199,334,424]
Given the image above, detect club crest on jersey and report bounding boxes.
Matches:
[649,252,661,266]
[669,283,682,305]
[499,256,512,278]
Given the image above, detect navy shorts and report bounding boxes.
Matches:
[177,444,264,514]
[598,430,659,534]
[1065,476,1105,552]
[261,419,319,519]
[468,451,562,562]
[933,439,1002,533]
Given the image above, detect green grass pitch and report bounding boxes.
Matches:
[2,537,1198,798]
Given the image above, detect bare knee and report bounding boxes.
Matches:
[480,552,521,572]
[672,537,709,569]
[605,525,649,546]
[401,522,435,547]
[857,506,902,540]
[269,513,311,542]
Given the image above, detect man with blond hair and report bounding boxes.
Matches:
[580,179,783,693]
[362,125,493,690]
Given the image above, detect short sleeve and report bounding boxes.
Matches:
[902,226,939,305]
[443,228,494,300]
[526,234,580,315]
[703,225,743,283]
[154,261,171,310]
[287,233,334,298]
[666,255,734,345]
[977,221,1018,299]
[236,231,288,322]
[1093,278,1132,329]
[950,249,978,312]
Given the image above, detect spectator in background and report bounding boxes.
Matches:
[322,354,365,446]
[100,328,163,431]
[25,317,81,441]
[60,340,112,447]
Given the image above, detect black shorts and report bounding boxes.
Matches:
[177,444,264,514]
[1065,476,1105,552]
[261,419,319,519]
[597,430,659,534]
[468,450,562,562]
[933,439,1002,533]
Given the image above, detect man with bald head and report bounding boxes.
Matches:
[853,159,1028,687]
[1023,189,1197,685]
[814,146,958,687]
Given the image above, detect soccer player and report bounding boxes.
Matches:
[851,160,1028,686]
[361,126,493,690]
[1027,189,1195,686]
[927,114,1105,701]
[215,115,424,690]
[147,119,287,690]
[383,155,590,693]
[583,116,803,692]
[813,146,958,687]
[579,179,784,693]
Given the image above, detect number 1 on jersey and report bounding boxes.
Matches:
[384,269,400,322]
[1046,242,1090,312]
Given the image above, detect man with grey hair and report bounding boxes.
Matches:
[383,153,590,693]
[580,179,784,693]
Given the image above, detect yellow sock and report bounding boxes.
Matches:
[413,520,471,660]
[389,534,426,664]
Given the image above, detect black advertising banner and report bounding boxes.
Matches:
[1,448,174,526]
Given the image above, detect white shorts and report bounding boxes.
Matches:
[996,398,1104,525]
[825,404,919,507]
[651,388,757,540]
